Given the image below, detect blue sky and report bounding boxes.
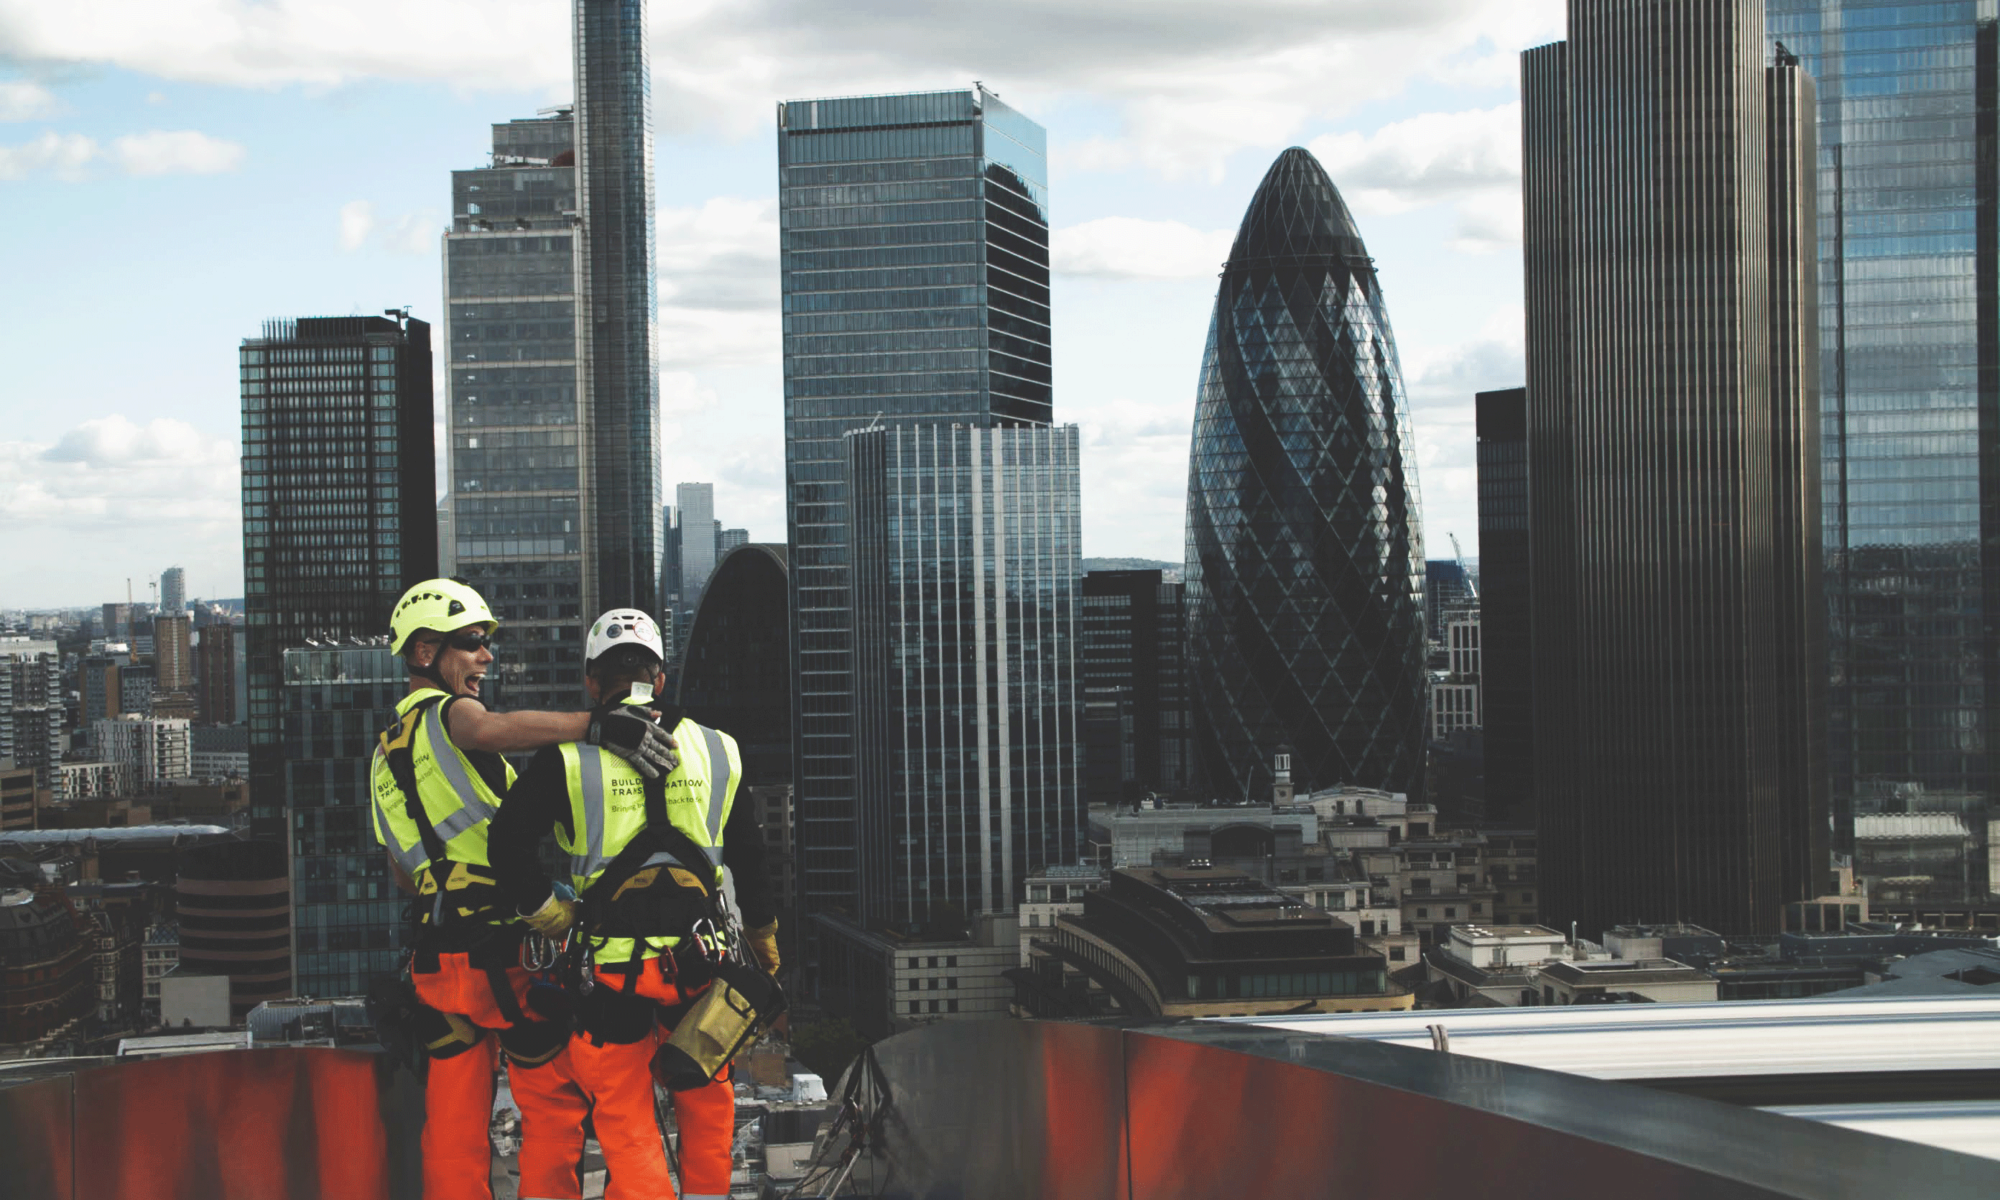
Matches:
[0,0,1562,609]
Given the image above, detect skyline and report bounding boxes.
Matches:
[0,0,1556,608]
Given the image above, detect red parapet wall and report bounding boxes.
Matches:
[0,1048,422,1200]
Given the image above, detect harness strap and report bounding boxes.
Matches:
[485,965,527,1026]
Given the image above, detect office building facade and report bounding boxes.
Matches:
[1522,2,1827,935]
[445,0,661,713]
[1081,570,1192,804]
[194,624,238,726]
[160,567,185,615]
[1476,388,1533,826]
[845,423,1082,929]
[241,314,437,838]
[1764,0,1998,836]
[1,652,63,798]
[1184,146,1428,804]
[677,481,717,607]
[778,85,1052,918]
[284,646,407,997]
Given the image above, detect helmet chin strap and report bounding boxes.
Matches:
[409,646,454,692]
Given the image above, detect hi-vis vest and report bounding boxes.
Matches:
[556,717,741,965]
[370,688,518,924]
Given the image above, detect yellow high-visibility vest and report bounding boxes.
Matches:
[369,688,517,924]
[556,717,741,965]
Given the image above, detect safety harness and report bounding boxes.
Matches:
[376,695,533,1039]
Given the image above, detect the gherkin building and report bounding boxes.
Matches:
[1184,146,1427,801]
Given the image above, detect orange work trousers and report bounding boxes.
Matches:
[575,965,738,1200]
[415,954,582,1200]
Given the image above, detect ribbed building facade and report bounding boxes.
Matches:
[777,86,1052,919]
[1183,147,1428,803]
[845,424,1082,930]
[1522,0,1827,937]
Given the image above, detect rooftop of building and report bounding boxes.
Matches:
[1538,959,1709,986]
[1855,813,1973,840]
[1451,924,1566,943]
[1607,923,1724,938]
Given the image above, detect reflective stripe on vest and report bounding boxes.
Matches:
[555,718,740,962]
[369,688,515,880]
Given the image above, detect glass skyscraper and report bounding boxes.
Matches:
[284,645,405,997]
[240,315,436,843]
[845,424,1081,930]
[445,0,659,714]
[1475,387,1533,827]
[1183,147,1428,803]
[777,86,1051,919]
[1765,0,1998,833]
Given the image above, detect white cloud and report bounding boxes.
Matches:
[0,80,59,122]
[338,198,440,255]
[1052,217,1232,281]
[1307,103,1524,254]
[0,0,1563,180]
[0,127,245,180]
[109,129,245,175]
[1399,303,1525,559]
[1077,396,1195,560]
[338,199,375,251]
[1,416,242,605]
[0,130,96,180]
[658,197,780,371]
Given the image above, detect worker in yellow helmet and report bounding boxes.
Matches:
[487,608,781,1200]
[371,579,678,1200]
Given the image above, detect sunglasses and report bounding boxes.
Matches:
[442,630,496,653]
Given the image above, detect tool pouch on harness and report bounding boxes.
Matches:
[652,960,787,1092]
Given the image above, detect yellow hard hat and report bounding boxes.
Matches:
[389,579,498,655]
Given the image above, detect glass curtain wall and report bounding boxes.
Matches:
[1765,0,1999,844]
[777,86,1051,921]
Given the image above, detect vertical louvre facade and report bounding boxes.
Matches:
[1476,387,1533,827]
[778,86,1051,918]
[241,316,436,841]
[1081,570,1193,803]
[1765,0,1998,843]
[845,425,1081,929]
[1183,147,1428,804]
[1522,0,1826,936]
[575,0,660,621]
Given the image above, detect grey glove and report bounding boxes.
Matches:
[586,704,679,779]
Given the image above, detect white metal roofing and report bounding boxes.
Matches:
[1854,813,1973,840]
[1232,996,2000,1080]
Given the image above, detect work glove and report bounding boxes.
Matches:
[520,890,577,938]
[586,703,678,778]
[746,920,781,976]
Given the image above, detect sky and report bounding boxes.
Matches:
[0,0,1564,610]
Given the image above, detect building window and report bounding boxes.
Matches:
[1416,908,1428,919]
[947,999,959,1013]
[909,1001,920,1014]
[1390,946,1407,962]
[927,1000,939,1014]
[1445,907,1457,918]
[947,978,958,990]
[947,956,957,967]
[928,956,938,968]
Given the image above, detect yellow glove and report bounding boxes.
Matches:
[520,892,577,938]
[747,920,780,975]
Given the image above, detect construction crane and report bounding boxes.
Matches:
[1449,533,1478,600]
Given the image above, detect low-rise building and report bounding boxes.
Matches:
[58,760,131,801]
[1015,865,1411,1020]
[143,922,179,1020]
[1534,957,1718,1005]
[813,911,1020,1042]
[1019,864,1107,965]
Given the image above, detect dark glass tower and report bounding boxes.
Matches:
[1522,1,1827,936]
[1765,0,1999,844]
[679,543,793,788]
[1183,147,1428,803]
[1081,570,1193,803]
[444,0,659,714]
[284,645,405,997]
[241,315,436,843]
[777,86,1051,919]
[1475,387,1533,827]
[575,0,660,622]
